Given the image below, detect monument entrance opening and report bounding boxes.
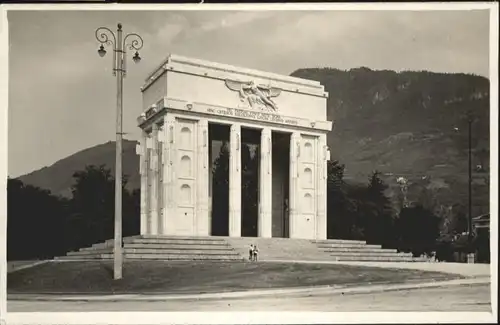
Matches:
[272,131,290,238]
[209,123,230,236]
[241,127,261,237]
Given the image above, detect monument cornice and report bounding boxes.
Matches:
[140,54,329,99]
[138,97,333,133]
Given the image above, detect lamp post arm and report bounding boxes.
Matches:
[95,27,118,76]
[123,33,144,51]
[122,33,144,77]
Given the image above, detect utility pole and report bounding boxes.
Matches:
[95,23,143,280]
[467,115,473,241]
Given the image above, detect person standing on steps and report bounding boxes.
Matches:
[253,245,259,261]
[249,244,254,261]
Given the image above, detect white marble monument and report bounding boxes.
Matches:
[136,54,332,240]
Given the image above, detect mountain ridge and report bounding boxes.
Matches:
[16,67,490,215]
[17,139,140,198]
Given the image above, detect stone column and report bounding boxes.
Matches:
[163,114,176,235]
[229,123,242,237]
[208,138,213,234]
[138,130,149,235]
[157,125,165,235]
[197,118,210,236]
[146,137,152,234]
[316,134,328,240]
[289,132,300,238]
[149,123,159,235]
[259,128,272,237]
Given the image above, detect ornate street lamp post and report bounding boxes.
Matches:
[467,115,473,242]
[95,23,144,280]
[454,112,475,243]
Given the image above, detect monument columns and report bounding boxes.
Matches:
[163,114,176,235]
[229,123,242,237]
[316,134,328,239]
[259,127,273,237]
[138,130,149,235]
[149,123,159,235]
[157,125,165,235]
[197,118,210,236]
[289,132,301,238]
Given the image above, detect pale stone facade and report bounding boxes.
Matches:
[136,54,332,240]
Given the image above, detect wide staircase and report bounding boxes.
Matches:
[226,237,427,262]
[56,236,427,262]
[226,237,332,261]
[312,239,428,262]
[55,235,243,261]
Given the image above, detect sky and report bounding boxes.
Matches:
[7,9,490,178]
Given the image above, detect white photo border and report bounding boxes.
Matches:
[0,2,498,324]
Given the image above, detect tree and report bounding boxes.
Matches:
[8,165,140,260]
[67,164,139,251]
[68,165,113,249]
[211,142,230,236]
[435,203,473,262]
[326,160,363,240]
[241,143,259,236]
[327,167,398,245]
[123,188,141,238]
[326,160,345,238]
[446,204,468,235]
[7,178,68,260]
[395,204,441,256]
[360,171,397,247]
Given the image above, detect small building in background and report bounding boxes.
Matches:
[472,213,490,263]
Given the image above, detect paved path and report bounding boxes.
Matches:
[9,259,491,278]
[263,260,491,278]
[8,282,491,312]
[7,259,493,316]
[332,261,491,278]
[7,276,489,302]
[6,260,49,273]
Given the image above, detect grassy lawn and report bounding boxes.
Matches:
[8,261,462,294]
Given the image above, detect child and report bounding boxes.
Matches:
[253,245,259,261]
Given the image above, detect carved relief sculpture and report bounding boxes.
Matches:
[225,79,282,111]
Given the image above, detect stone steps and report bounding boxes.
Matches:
[313,239,424,262]
[124,243,231,250]
[137,235,216,240]
[80,240,114,250]
[124,253,243,260]
[123,238,228,245]
[57,253,242,261]
[225,237,332,261]
[312,239,367,245]
[56,236,243,261]
[67,248,113,256]
[122,236,240,260]
[80,245,112,252]
[55,236,430,263]
[322,251,410,257]
[326,253,420,262]
[55,254,112,260]
[124,248,241,255]
[316,243,383,249]
[323,247,398,253]
[330,256,426,262]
